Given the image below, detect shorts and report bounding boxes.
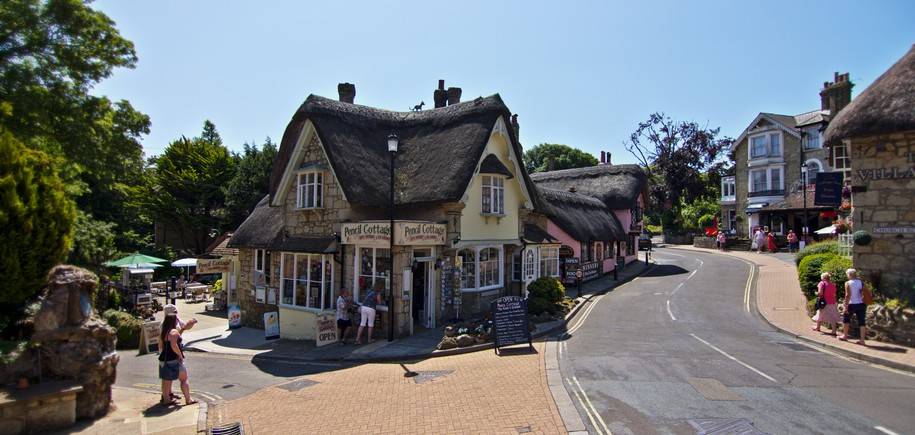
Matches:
[360,305,376,327]
[158,360,184,381]
[337,318,352,329]
[843,303,867,325]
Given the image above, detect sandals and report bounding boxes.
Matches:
[185,399,199,406]
[837,335,848,341]
[160,398,178,406]
[855,341,866,346]
[811,327,820,332]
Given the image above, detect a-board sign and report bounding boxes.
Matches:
[264,312,279,340]
[139,321,161,355]
[564,257,580,280]
[316,312,337,347]
[228,305,242,329]
[491,296,533,354]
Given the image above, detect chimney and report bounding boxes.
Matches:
[819,72,854,114]
[600,151,606,165]
[606,152,611,165]
[338,82,355,104]
[511,114,520,138]
[446,87,462,105]
[434,80,447,108]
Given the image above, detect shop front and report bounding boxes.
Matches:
[341,221,447,338]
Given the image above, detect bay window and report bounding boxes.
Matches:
[749,133,781,158]
[280,253,333,309]
[458,245,503,290]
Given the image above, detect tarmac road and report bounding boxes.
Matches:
[556,247,915,434]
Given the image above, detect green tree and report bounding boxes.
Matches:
[221,138,278,231]
[0,129,76,303]
[67,210,118,275]
[141,121,235,255]
[523,143,598,174]
[624,113,732,234]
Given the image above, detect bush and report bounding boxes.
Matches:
[795,240,839,266]
[527,297,554,316]
[107,288,121,310]
[102,309,141,349]
[697,214,715,229]
[798,253,839,300]
[820,256,853,302]
[527,276,565,303]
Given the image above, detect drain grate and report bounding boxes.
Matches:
[411,370,454,384]
[277,378,319,391]
[208,421,244,435]
[687,418,766,434]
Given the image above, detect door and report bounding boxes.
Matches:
[412,262,427,328]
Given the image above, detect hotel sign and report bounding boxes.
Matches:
[340,222,446,246]
[814,172,843,207]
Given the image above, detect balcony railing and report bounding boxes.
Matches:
[749,189,785,198]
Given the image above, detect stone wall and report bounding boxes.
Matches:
[868,305,915,346]
[693,236,716,249]
[848,132,915,301]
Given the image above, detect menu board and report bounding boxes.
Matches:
[139,321,161,355]
[491,296,533,353]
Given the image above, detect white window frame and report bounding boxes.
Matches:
[481,175,505,215]
[804,127,821,149]
[458,245,504,291]
[539,245,560,278]
[750,166,784,193]
[721,176,736,201]
[750,169,768,192]
[295,170,324,209]
[254,249,266,273]
[833,141,851,179]
[749,132,782,159]
[354,246,390,302]
[804,159,823,185]
[523,249,535,280]
[279,252,333,311]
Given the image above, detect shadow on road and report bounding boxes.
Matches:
[640,264,690,277]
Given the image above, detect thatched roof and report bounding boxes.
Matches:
[530,164,647,210]
[539,187,625,242]
[270,94,538,209]
[825,44,915,143]
[205,232,238,257]
[523,223,561,245]
[227,195,336,252]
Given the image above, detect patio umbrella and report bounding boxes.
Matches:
[108,252,168,268]
[171,258,198,278]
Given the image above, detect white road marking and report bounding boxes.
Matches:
[661,252,686,258]
[690,334,777,382]
[875,426,901,435]
[666,300,676,321]
[744,264,755,313]
[670,282,684,296]
[566,377,608,435]
[573,376,612,435]
[567,294,605,335]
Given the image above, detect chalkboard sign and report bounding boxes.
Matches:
[491,296,533,354]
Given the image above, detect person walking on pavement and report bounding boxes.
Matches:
[158,313,199,406]
[766,231,778,253]
[838,269,868,346]
[355,281,383,344]
[813,273,840,335]
[336,288,356,345]
[716,231,727,252]
[787,230,799,254]
[755,228,765,253]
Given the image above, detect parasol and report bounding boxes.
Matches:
[107,252,168,268]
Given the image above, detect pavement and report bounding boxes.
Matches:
[69,244,914,433]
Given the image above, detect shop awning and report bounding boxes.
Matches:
[815,225,837,235]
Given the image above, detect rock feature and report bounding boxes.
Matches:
[436,337,458,350]
[31,265,119,419]
[455,334,475,348]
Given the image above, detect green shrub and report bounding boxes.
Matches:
[852,230,872,246]
[795,240,839,266]
[107,288,121,310]
[102,309,141,349]
[798,253,839,300]
[528,276,565,303]
[527,297,554,316]
[820,256,853,302]
[697,214,715,229]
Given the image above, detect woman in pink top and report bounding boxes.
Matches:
[813,272,840,335]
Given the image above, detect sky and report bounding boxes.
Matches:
[90,0,915,164]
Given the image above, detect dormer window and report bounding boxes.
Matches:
[481,175,505,215]
[296,170,324,209]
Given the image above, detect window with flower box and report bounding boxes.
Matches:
[481,175,505,215]
[280,253,333,309]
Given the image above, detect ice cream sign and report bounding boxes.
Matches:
[340,222,446,246]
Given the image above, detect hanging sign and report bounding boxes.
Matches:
[814,172,843,207]
[198,258,233,273]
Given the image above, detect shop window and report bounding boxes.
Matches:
[355,247,390,301]
[625,236,635,256]
[459,245,503,291]
[296,171,324,209]
[481,175,505,215]
[280,253,333,309]
[539,246,559,277]
[594,243,603,261]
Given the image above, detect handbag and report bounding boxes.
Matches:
[862,287,874,305]
[815,296,827,310]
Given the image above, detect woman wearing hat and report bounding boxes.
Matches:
[158,306,197,405]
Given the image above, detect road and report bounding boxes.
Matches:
[557,247,915,435]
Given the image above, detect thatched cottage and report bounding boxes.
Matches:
[824,44,915,302]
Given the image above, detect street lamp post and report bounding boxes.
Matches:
[802,163,809,245]
[387,131,398,342]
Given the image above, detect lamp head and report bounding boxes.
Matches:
[388,131,399,153]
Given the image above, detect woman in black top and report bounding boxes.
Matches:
[158,313,198,406]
